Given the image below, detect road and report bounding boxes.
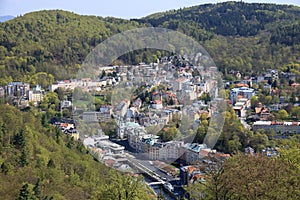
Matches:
[113,139,177,182]
[126,151,176,182]
[111,139,186,198]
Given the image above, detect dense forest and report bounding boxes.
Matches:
[186,147,300,200]
[1,2,300,84]
[0,10,143,82]
[0,105,152,199]
[137,2,300,74]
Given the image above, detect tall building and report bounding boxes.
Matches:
[5,82,30,97]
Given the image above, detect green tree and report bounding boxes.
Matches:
[54,87,66,101]
[18,183,30,200]
[33,178,42,199]
[249,131,269,151]
[265,95,272,105]
[1,162,9,175]
[277,109,289,120]
[250,96,259,109]
[95,172,151,200]
[47,158,56,168]
[291,106,300,120]
[228,135,242,152]
[20,149,29,167]
[194,124,206,143]
[221,154,299,199]
[163,126,178,142]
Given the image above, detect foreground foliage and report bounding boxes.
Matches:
[187,150,300,200]
[0,105,151,199]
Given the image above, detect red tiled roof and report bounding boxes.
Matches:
[237,95,243,100]
[154,100,162,104]
[163,127,169,132]
[152,91,159,96]
[255,107,262,114]
[236,83,248,88]
[215,153,230,158]
[60,123,68,128]
[199,149,209,157]
[188,166,194,174]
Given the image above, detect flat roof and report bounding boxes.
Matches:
[233,106,243,110]
[238,98,249,102]
[253,121,300,126]
[231,87,255,92]
[98,140,125,150]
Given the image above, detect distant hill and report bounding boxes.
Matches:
[0,10,142,81]
[135,2,300,73]
[138,2,300,37]
[0,15,14,22]
[0,2,300,82]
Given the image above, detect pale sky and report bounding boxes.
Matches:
[1,0,300,19]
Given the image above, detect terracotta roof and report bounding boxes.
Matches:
[237,95,243,100]
[291,83,300,87]
[60,123,69,128]
[236,83,248,88]
[188,166,194,174]
[255,107,262,114]
[199,149,209,157]
[153,100,162,104]
[152,91,159,96]
[163,127,169,132]
[215,153,230,158]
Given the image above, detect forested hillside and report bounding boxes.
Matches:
[0,105,151,199]
[138,1,300,73]
[0,10,142,82]
[139,2,300,37]
[1,2,300,84]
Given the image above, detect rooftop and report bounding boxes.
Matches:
[253,121,300,126]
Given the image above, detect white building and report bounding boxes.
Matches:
[253,121,300,134]
[83,134,125,155]
[230,87,255,104]
[27,85,44,104]
[61,100,72,109]
[151,100,163,109]
[50,80,76,92]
